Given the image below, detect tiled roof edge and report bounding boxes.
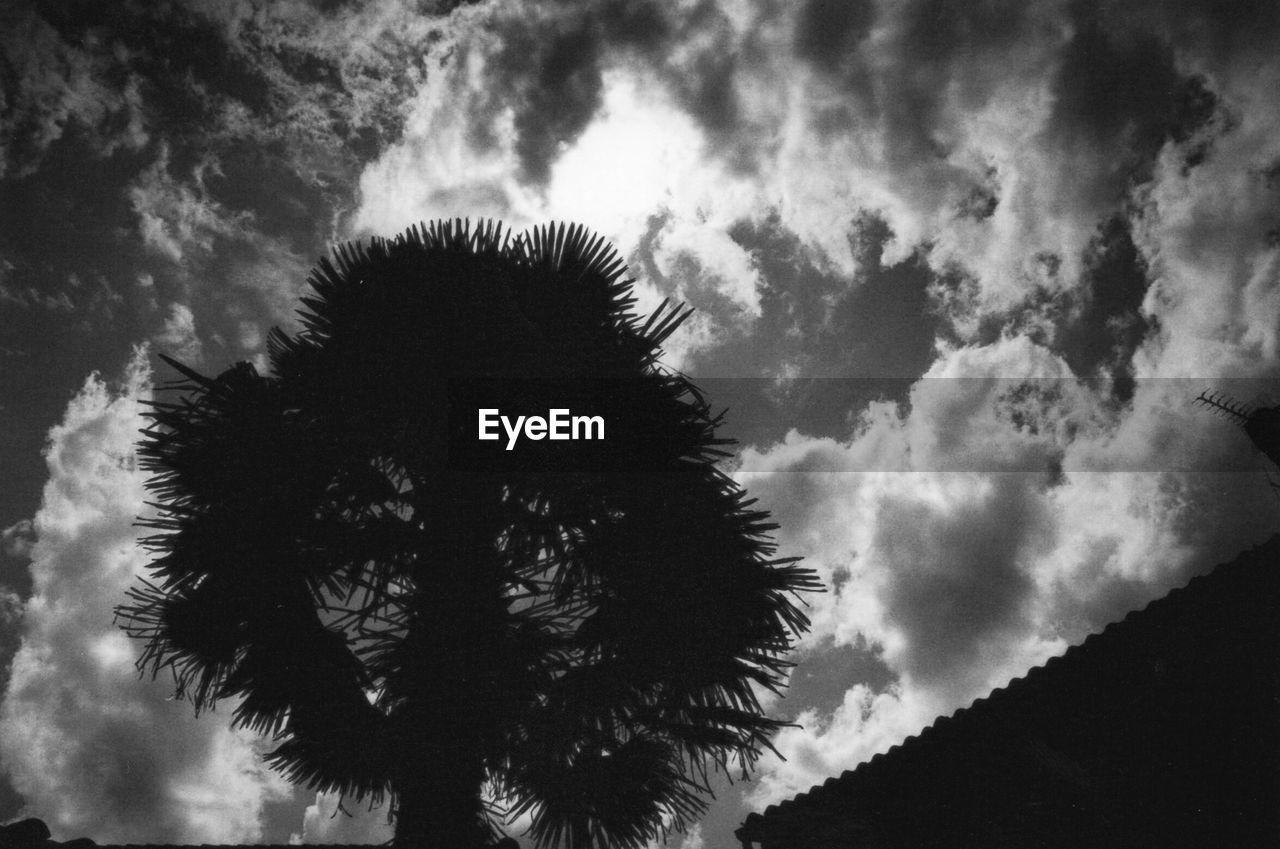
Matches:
[738,532,1280,835]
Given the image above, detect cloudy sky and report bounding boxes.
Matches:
[2,0,1279,846]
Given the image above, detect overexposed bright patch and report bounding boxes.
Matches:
[547,72,765,319]
[545,73,703,243]
[88,632,136,674]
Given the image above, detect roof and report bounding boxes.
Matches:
[736,533,1280,849]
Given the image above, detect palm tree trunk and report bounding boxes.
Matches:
[392,759,490,849]
[392,476,503,849]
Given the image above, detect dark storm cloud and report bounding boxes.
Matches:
[19,1,421,166]
[793,0,876,70]
[807,0,1225,177]
[886,0,1042,124]
[873,475,1043,691]
[956,215,1156,398]
[782,638,896,720]
[0,7,146,180]
[672,212,940,448]
[792,0,1046,201]
[1053,216,1157,394]
[781,0,1237,266]
[483,13,607,185]
[652,0,759,167]
[670,212,839,379]
[835,213,939,380]
[1100,0,1280,68]
[1046,2,1222,208]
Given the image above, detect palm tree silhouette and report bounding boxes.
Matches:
[117,220,819,849]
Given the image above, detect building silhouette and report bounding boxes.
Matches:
[736,534,1280,849]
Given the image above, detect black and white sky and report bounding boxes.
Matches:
[1,1,1279,846]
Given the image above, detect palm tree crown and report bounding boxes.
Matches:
[118,220,820,849]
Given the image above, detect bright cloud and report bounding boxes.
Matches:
[0,348,290,843]
[291,791,394,845]
[129,147,251,264]
[154,303,202,364]
[738,339,1279,808]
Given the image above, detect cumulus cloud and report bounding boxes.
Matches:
[126,143,314,343]
[129,148,252,264]
[351,1,806,364]
[291,792,394,846]
[738,337,1279,808]
[184,0,446,162]
[747,683,940,808]
[153,303,202,364]
[5,0,1280,844]
[334,1,1274,828]
[1,521,36,561]
[346,0,1271,377]
[0,348,290,843]
[1131,94,1280,378]
[352,52,777,367]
